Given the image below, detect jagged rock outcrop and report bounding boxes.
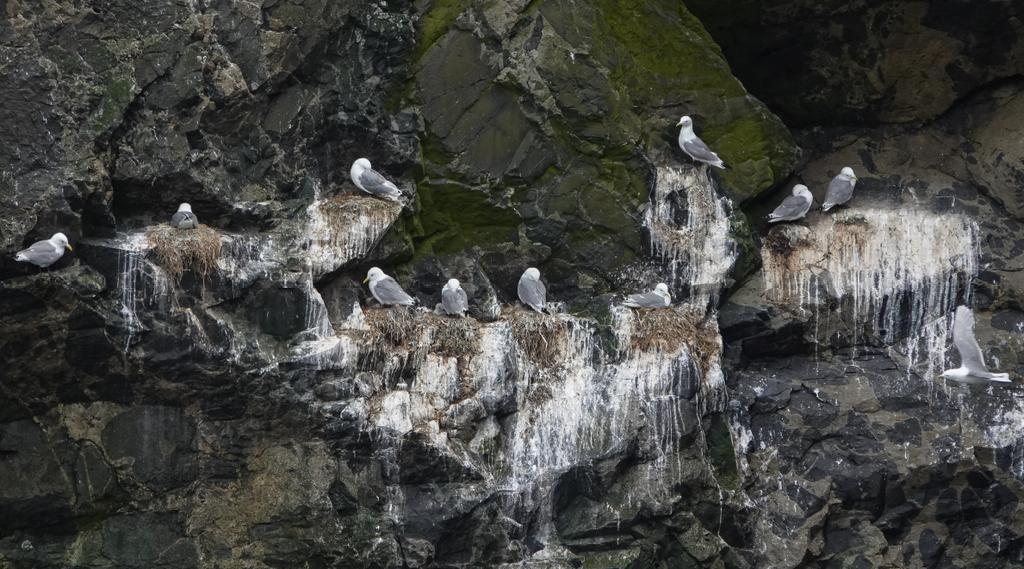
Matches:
[687,0,1024,126]
[2,1,1024,569]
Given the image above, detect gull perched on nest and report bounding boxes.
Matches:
[942,306,1011,385]
[440,278,468,316]
[14,232,72,268]
[822,167,858,212]
[364,267,415,306]
[676,115,726,169]
[623,283,672,309]
[170,203,199,229]
[350,158,403,203]
[518,267,546,313]
[768,184,813,223]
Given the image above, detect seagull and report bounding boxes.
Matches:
[623,283,672,309]
[170,203,199,229]
[768,184,814,223]
[14,232,72,268]
[942,306,1011,384]
[677,116,726,169]
[822,167,858,212]
[517,267,546,313]
[364,267,415,306]
[350,158,403,203]
[441,278,468,316]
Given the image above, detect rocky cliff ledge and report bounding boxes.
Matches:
[2,1,1023,568]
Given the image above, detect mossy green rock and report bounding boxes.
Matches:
[407,0,797,297]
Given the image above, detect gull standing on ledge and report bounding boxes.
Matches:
[15,232,72,268]
[768,184,814,223]
[441,278,468,316]
[364,267,416,306]
[518,267,547,313]
[942,306,1011,384]
[171,203,199,229]
[623,283,672,309]
[677,115,726,169]
[822,167,858,212]
[351,158,403,203]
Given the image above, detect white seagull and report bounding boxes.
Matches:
[170,203,199,229]
[350,158,403,202]
[768,184,814,223]
[822,167,858,212]
[623,283,672,309]
[15,232,73,268]
[440,278,469,316]
[677,116,726,169]
[517,267,547,313]
[364,267,415,306]
[942,306,1011,384]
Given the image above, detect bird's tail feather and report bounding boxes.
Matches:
[988,373,1011,382]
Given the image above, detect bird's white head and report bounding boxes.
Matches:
[364,266,384,284]
[51,232,71,250]
[177,202,192,213]
[525,267,541,280]
[840,166,856,179]
[353,158,372,172]
[793,184,810,196]
[445,278,460,290]
[655,283,669,294]
[676,115,693,128]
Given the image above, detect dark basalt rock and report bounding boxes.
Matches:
[2,1,1024,568]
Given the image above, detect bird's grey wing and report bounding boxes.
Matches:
[681,138,723,164]
[624,292,666,308]
[770,194,811,220]
[518,277,546,311]
[373,277,415,305]
[359,169,403,200]
[823,177,855,208]
[442,288,468,314]
[953,307,988,373]
[171,211,198,228]
[16,240,61,266]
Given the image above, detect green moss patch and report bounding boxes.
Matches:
[407,182,519,257]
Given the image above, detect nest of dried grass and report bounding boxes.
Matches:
[364,307,422,347]
[319,194,399,230]
[426,315,480,358]
[145,223,222,282]
[629,305,721,372]
[508,309,568,368]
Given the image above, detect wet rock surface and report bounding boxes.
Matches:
[2,1,1024,569]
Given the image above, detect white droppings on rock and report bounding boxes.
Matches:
[762,209,978,367]
[645,166,737,304]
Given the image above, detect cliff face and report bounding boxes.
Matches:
[1,1,1023,569]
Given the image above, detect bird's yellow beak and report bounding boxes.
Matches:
[66,244,73,252]
[362,276,369,283]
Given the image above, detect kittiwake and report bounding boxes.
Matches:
[351,158,403,203]
[768,184,813,223]
[364,267,415,306]
[822,167,858,212]
[170,202,199,229]
[518,267,546,313]
[942,306,1011,384]
[14,232,72,268]
[677,116,726,169]
[623,283,671,309]
[441,278,469,316]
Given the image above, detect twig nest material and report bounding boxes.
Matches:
[627,305,720,374]
[507,308,569,368]
[145,223,223,282]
